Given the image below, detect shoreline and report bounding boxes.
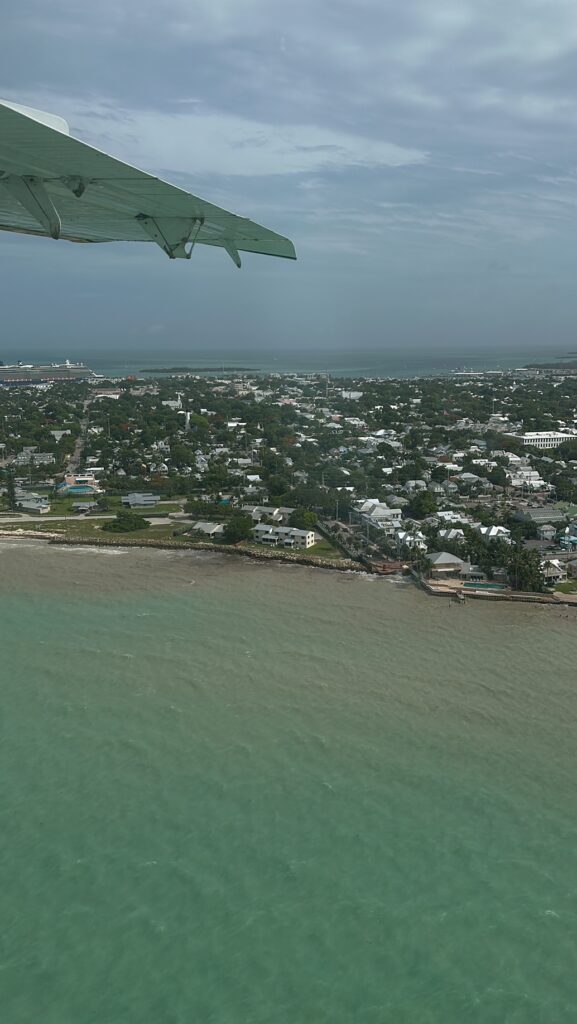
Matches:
[411,568,575,607]
[0,530,363,573]
[1,530,575,606]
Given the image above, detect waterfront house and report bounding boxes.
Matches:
[18,495,50,514]
[191,521,225,537]
[427,551,467,577]
[459,563,487,583]
[540,559,567,585]
[395,529,427,553]
[355,499,402,534]
[252,524,315,549]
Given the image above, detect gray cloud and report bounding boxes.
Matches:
[1,0,576,356]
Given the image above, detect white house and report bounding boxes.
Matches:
[121,492,159,508]
[540,558,567,585]
[438,528,465,542]
[241,505,288,523]
[355,499,402,535]
[537,524,557,542]
[191,521,224,537]
[252,525,315,548]
[395,529,428,552]
[476,525,512,545]
[18,494,51,514]
[507,469,548,490]
[437,510,470,525]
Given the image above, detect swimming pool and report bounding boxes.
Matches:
[57,484,98,495]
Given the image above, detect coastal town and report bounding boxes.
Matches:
[2,363,577,600]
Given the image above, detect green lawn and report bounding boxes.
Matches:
[0,520,181,542]
[555,580,577,594]
[148,501,184,515]
[237,537,343,559]
[308,538,344,559]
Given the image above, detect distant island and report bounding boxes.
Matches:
[140,366,258,373]
[525,361,577,370]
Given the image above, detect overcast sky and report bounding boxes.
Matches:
[2,0,576,359]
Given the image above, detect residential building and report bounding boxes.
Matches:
[395,529,427,552]
[536,524,557,542]
[252,525,315,548]
[18,495,50,514]
[427,551,467,576]
[540,559,567,585]
[355,499,402,535]
[438,528,465,542]
[121,492,160,508]
[242,505,284,523]
[191,521,225,537]
[507,469,548,490]
[476,525,512,544]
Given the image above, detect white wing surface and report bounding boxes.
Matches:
[0,99,296,266]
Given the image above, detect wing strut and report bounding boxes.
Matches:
[135,214,205,259]
[0,174,61,239]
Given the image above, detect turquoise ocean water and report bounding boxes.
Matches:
[2,346,547,379]
[1,541,577,1022]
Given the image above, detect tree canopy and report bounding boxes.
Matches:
[101,509,150,533]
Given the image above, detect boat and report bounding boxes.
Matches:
[0,360,97,385]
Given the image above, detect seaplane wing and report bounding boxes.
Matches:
[0,99,296,266]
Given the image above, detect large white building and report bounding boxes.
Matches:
[252,525,316,549]
[510,431,575,449]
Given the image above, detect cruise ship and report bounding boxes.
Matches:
[0,360,98,385]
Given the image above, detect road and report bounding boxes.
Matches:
[0,514,179,526]
[66,400,90,474]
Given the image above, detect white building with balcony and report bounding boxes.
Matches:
[252,525,316,549]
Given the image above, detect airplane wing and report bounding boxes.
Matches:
[0,99,296,266]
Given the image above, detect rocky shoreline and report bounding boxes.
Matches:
[0,529,363,572]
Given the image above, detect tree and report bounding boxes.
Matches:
[267,474,291,497]
[102,509,150,533]
[405,490,437,519]
[169,442,193,469]
[488,466,508,488]
[288,509,317,529]
[507,545,544,592]
[188,413,210,433]
[558,439,577,461]
[223,515,253,544]
[431,465,450,483]
[5,471,17,511]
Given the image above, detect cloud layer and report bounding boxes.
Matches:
[1,0,576,354]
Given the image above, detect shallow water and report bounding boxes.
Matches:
[1,542,576,1022]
